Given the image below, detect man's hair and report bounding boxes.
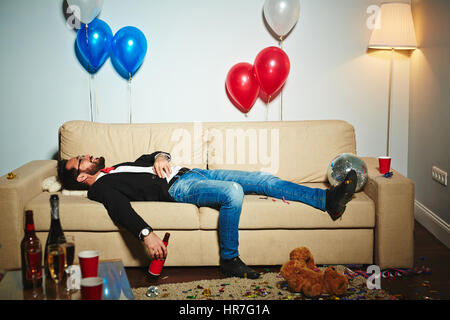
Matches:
[57,159,89,191]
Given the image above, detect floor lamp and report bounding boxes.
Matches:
[368,2,417,157]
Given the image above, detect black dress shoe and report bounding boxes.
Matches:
[220,256,260,279]
[325,169,357,221]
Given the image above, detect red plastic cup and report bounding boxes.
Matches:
[80,277,103,300]
[78,250,99,278]
[378,156,392,174]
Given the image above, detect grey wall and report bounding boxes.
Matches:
[410,0,450,225]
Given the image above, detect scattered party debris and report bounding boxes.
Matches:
[7,172,16,180]
[146,286,159,298]
[344,265,432,280]
[135,264,443,300]
[383,172,393,178]
[203,288,211,297]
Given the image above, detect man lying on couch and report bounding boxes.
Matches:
[58,152,357,279]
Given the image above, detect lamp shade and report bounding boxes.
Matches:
[368,2,417,50]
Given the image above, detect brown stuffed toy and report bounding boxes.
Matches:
[280,247,348,297]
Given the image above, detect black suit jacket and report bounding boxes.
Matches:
[88,152,174,239]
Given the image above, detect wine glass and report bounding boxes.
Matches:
[60,235,76,293]
[46,244,65,284]
[25,242,42,298]
[60,235,75,269]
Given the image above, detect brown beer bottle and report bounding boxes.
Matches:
[21,210,43,289]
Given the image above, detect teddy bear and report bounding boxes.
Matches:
[280,247,348,298]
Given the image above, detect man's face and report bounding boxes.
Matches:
[66,155,105,176]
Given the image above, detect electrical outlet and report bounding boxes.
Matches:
[432,166,448,186]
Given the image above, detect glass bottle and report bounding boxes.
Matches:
[148,232,170,276]
[21,210,43,289]
[44,195,66,277]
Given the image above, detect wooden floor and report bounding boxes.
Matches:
[125,221,450,300]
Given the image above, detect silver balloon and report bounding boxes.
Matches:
[67,0,104,25]
[263,0,301,40]
[327,153,368,192]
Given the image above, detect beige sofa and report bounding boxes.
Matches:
[0,120,414,270]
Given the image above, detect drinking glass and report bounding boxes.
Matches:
[47,244,65,284]
[25,242,42,298]
[60,235,75,269]
[61,235,76,294]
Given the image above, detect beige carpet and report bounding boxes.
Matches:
[132,266,393,300]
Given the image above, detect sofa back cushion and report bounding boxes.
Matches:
[59,121,207,169]
[203,120,356,183]
[59,120,356,183]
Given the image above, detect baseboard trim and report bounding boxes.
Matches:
[414,200,450,248]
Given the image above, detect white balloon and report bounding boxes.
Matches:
[263,0,300,39]
[67,0,104,25]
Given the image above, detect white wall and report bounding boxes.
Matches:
[0,0,411,177]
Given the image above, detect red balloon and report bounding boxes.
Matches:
[254,47,290,98]
[226,63,260,114]
[259,83,284,103]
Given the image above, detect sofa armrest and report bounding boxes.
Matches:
[0,160,57,269]
[362,157,415,269]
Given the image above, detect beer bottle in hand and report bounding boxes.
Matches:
[148,233,170,276]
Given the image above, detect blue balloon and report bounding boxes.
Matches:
[76,19,113,71]
[111,26,147,77]
[74,40,96,74]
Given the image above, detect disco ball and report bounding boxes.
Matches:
[327,153,368,192]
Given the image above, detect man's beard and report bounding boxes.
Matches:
[85,156,105,175]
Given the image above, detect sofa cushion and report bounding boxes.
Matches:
[27,182,374,233]
[59,120,355,183]
[26,192,200,231]
[199,183,375,229]
[204,120,356,182]
[59,120,207,169]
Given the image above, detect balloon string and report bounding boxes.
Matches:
[279,36,284,121]
[266,96,271,121]
[89,73,93,122]
[280,88,283,121]
[128,73,132,124]
[94,74,99,119]
[85,24,88,48]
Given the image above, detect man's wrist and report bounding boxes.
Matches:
[139,227,153,241]
[155,152,171,162]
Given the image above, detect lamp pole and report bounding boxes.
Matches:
[386,48,395,157]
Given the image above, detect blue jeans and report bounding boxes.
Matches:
[168,169,326,259]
